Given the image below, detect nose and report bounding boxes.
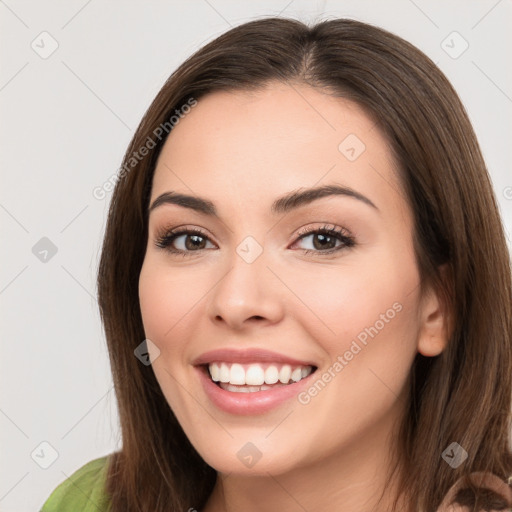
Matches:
[207,242,285,331]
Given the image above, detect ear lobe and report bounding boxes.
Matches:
[418,333,446,357]
[417,265,452,357]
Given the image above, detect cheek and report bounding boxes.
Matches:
[286,250,419,359]
[138,257,205,356]
[139,263,170,343]
[289,263,420,446]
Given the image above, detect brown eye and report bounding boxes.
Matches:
[155,228,215,254]
[293,225,356,255]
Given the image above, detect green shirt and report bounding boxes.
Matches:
[40,456,111,511]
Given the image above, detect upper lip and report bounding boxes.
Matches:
[192,348,317,367]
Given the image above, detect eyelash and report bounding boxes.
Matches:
[154,224,356,257]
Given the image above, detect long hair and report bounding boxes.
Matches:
[96,17,512,511]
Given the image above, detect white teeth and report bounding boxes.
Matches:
[279,364,292,384]
[210,363,220,382]
[291,368,302,382]
[245,364,265,386]
[264,366,279,384]
[219,363,230,383]
[220,382,285,393]
[230,363,246,385]
[207,362,314,388]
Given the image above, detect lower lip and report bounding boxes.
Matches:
[196,366,316,415]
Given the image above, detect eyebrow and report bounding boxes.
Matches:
[148,184,378,217]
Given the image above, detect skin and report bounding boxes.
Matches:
[138,82,448,512]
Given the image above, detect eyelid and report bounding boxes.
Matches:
[154,225,217,251]
[294,223,353,241]
[291,224,356,253]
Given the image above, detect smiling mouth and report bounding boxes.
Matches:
[204,362,317,393]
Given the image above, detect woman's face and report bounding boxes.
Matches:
[138,82,443,477]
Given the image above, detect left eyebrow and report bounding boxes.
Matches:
[148,184,379,217]
[271,184,378,214]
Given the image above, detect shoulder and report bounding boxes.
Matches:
[40,455,111,511]
[437,472,512,512]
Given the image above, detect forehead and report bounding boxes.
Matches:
[150,82,403,217]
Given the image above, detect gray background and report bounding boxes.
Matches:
[1,1,511,510]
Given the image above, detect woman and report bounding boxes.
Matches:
[41,17,512,512]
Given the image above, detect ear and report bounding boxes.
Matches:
[417,264,452,357]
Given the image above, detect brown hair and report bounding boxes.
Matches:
[97,16,512,511]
